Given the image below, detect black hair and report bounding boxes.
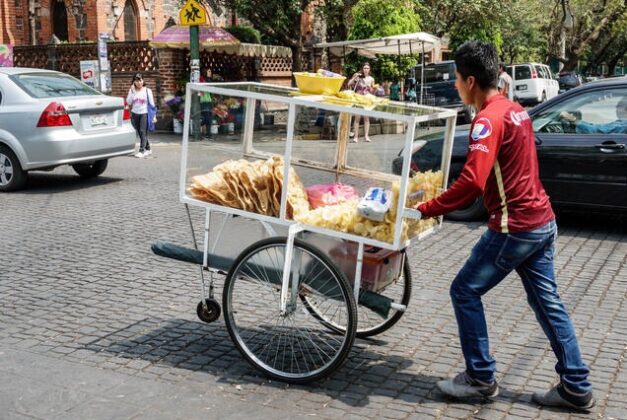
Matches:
[499,63,506,70]
[454,41,499,90]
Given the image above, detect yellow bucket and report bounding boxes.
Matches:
[293,72,346,95]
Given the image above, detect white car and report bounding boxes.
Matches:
[0,67,136,192]
[506,63,559,105]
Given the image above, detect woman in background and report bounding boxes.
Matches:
[348,62,375,143]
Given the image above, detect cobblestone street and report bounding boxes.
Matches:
[1,135,626,419]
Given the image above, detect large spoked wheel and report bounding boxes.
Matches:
[223,237,357,384]
[302,254,412,338]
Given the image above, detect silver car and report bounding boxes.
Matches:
[0,67,136,191]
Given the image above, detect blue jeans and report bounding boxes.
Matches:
[450,220,592,393]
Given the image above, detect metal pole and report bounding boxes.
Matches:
[420,42,425,105]
[190,25,201,140]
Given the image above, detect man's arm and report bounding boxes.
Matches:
[418,117,502,217]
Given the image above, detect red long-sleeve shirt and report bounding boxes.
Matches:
[418,95,554,233]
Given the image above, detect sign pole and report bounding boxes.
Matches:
[190,25,201,140]
[179,0,208,140]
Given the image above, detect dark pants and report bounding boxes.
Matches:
[200,102,213,136]
[131,112,150,152]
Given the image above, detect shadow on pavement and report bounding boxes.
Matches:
[20,173,123,194]
[85,318,540,410]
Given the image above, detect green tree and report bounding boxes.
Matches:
[547,0,626,71]
[203,0,313,71]
[344,0,424,82]
[499,0,548,64]
[420,0,505,53]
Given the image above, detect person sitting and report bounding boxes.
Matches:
[560,96,627,134]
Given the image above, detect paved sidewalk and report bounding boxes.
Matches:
[1,137,625,419]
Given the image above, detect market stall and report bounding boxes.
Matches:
[314,32,442,105]
[152,78,457,383]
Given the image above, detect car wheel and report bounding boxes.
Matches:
[72,159,108,178]
[444,177,487,221]
[0,145,28,192]
[446,196,487,221]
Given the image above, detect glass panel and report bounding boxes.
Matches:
[123,0,138,41]
[182,84,452,246]
[12,73,100,98]
[52,0,68,42]
[532,88,626,134]
[417,63,456,84]
[203,83,440,118]
[515,65,532,80]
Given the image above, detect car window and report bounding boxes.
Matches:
[535,65,549,80]
[10,73,100,98]
[505,67,513,78]
[515,65,532,80]
[418,64,455,84]
[532,88,627,134]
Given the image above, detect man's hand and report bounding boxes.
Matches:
[560,111,577,123]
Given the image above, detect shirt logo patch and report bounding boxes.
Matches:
[510,110,530,126]
[469,143,490,153]
[471,117,492,141]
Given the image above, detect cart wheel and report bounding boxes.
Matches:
[223,237,357,384]
[197,299,221,323]
[302,253,412,338]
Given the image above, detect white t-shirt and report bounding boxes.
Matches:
[498,72,514,100]
[126,87,154,115]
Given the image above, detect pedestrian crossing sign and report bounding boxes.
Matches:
[179,0,208,26]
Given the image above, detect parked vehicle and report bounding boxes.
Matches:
[0,67,136,192]
[506,63,559,105]
[558,70,584,93]
[392,77,627,220]
[413,61,476,123]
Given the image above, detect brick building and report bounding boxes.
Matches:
[0,0,234,46]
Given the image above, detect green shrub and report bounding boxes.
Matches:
[225,26,262,44]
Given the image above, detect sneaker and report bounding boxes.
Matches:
[143,149,153,157]
[134,151,145,158]
[437,371,499,398]
[532,383,595,411]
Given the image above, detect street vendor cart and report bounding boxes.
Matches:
[152,80,457,384]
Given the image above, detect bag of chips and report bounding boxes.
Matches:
[305,183,359,209]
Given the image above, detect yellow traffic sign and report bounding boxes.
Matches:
[179,0,208,26]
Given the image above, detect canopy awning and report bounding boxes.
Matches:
[314,32,440,58]
[202,42,292,58]
[149,25,291,58]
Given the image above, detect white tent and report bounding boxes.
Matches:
[314,32,441,104]
[314,32,440,58]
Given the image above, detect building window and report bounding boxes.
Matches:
[52,0,69,41]
[16,17,23,32]
[123,0,139,41]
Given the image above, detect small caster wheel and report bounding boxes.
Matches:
[197,298,221,323]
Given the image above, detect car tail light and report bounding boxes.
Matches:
[37,102,72,127]
[123,100,131,120]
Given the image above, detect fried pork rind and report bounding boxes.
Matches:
[294,170,443,243]
[188,156,310,219]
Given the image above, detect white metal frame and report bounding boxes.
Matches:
[179,82,457,312]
